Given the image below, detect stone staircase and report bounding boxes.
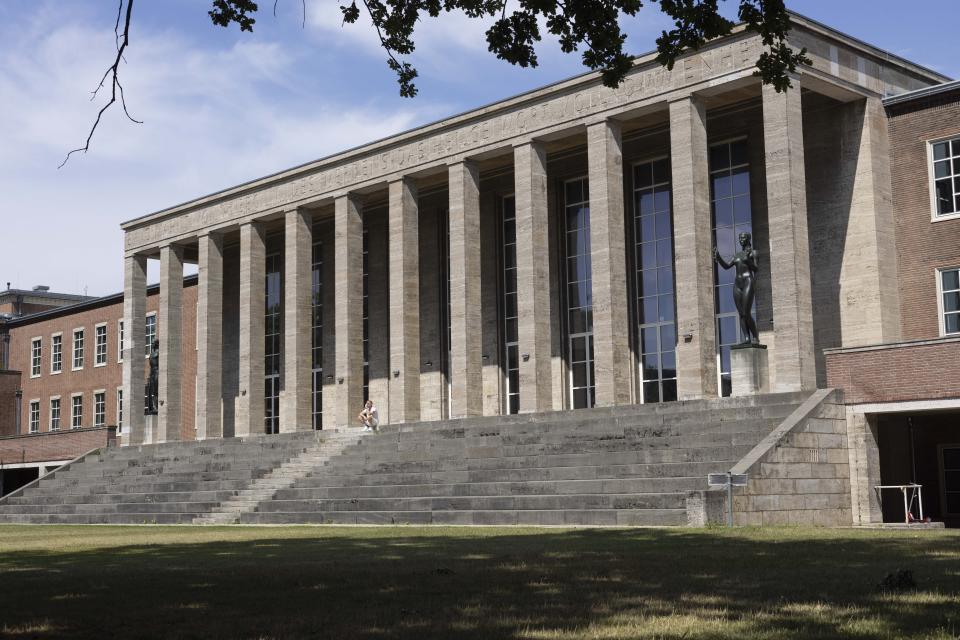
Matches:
[193,430,371,524]
[0,391,812,526]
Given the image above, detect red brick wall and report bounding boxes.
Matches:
[0,371,21,436]
[7,281,198,441]
[0,427,114,465]
[825,338,960,404]
[887,92,960,340]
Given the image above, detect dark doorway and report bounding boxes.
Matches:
[1,466,40,497]
[877,411,960,528]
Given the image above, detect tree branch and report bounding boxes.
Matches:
[60,0,141,169]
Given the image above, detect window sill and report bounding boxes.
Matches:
[50,370,61,376]
[71,366,84,372]
[932,211,960,223]
[94,362,107,368]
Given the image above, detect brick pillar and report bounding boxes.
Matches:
[448,161,483,418]
[587,120,632,406]
[237,222,266,437]
[335,194,364,427]
[670,96,717,399]
[158,244,183,443]
[121,254,147,446]
[763,81,816,392]
[196,233,223,440]
[388,178,421,423]
[281,208,313,432]
[514,142,552,412]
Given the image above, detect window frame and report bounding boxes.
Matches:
[117,319,124,363]
[30,336,42,378]
[928,135,960,222]
[71,393,83,429]
[144,312,157,358]
[116,387,124,434]
[28,399,40,434]
[936,266,960,336]
[50,332,63,374]
[94,322,108,367]
[93,390,106,427]
[71,327,85,371]
[49,396,61,431]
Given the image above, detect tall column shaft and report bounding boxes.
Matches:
[514,142,552,412]
[763,81,816,391]
[281,208,313,432]
[237,222,266,436]
[335,194,364,427]
[388,178,421,423]
[158,244,183,443]
[196,233,223,440]
[670,96,718,399]
[121,254,147,446]
[448,161,483,417]
[587,120,632,406]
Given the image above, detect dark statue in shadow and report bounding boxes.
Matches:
[713,232,760,346]
[145,339,159,415]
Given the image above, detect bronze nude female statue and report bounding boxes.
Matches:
[713,231,760,345]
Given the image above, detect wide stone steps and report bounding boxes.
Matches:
[241,508,688,526]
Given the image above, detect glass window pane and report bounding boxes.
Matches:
[505,318,518,341]
[642,267,659,295]
[657,266,673,294]
[713,174,732,199]
[942,270,960,291]
[640,213,656,244]
[731,171,750,196]
[660,323,676,350]
[634,164,652,189]
[933,141,949,160]
[509,395,520,415]
[572,362,588,387]
[935,160,951,179]
[661,351,676,379]
[710,145,729,171]
[946,313,960,334]
[655,211,671,240]
[714,200,734,230]
[571,336,587,362]
[951,139,960,157]
[730,140,749,166]
[642,296,658,324]
[643,381,660,403]
[642,352,659,377]
[944,292,960,312]
[641,327,658,354]
[717,285,737,315]
[719,315,738,346]
[936,179,955,214]
[654,188,670,214]
[572,388,588,409]
[641,243,658,270]
[657,239,673,267]
[565,180,583,204]
[658,294,674,322]
[653,158,670,184]
[662,379,678,402]
[733,195,752,225]
[954,158,960,175]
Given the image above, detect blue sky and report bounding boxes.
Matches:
[1,0,957,296]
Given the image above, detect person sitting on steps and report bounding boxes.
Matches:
[357,399,379,432]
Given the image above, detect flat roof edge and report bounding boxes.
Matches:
[882,79,960,107]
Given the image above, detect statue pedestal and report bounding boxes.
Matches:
[144,414,156,445]
[730,344,768,396]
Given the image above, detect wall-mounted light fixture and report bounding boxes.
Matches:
[683,333,693,343]
[424,361,432,367]
[393,370,400,378]
[337,377,344,385]
[521,353,530,362]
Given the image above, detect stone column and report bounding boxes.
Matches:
[763,81,816,392]
[670,96,717,399]
[846,409,883,525]
[587,120,632,406]
[157,244,183,443]
[514,141,552,412]
[121,254,147,446]
[388,178,421,423]
[236,222,266,437]
[281,208,313,432]
[335,194,364,427]
[448,161,483,417]
[196,233,223,440]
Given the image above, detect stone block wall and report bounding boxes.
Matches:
[728,389,851,525]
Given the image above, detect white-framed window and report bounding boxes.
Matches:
[49,397,61,431]
[30,337,41,378]
[117,319,124,363]
[145,313,157,357]
[94,391,106,427]
[72,328,85,370]
[94,323,108,366]
[28,400,40,434]
[51,332,63,374]
[930,136,960,219]
[938,267,960,335]
[116,387,124,434]
[71,394,83,428]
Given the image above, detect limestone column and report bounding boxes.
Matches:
[514,142,552,412]
[763,81,816,391]
[334,194,364,427]
[587,120,632,406]
[157,244,183,443]
[237,222,266,437]
[121,254,147,446]
[281,208,313,432]
[841,97,902,345]
[196,233,223,440]
[388,178,421,423]
[670,96,718,399]
[448,161,483,417]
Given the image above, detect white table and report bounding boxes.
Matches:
[874,484,924,523]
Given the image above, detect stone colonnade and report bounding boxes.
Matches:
[121,78,840,444]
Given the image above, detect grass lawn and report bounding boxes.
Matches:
[1,525,959,639]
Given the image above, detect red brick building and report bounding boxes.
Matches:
[0,277,198,494]
[825,80,960,527]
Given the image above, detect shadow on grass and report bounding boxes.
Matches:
[1,527,959,639]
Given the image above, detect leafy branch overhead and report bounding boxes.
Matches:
[64,0,809,166]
